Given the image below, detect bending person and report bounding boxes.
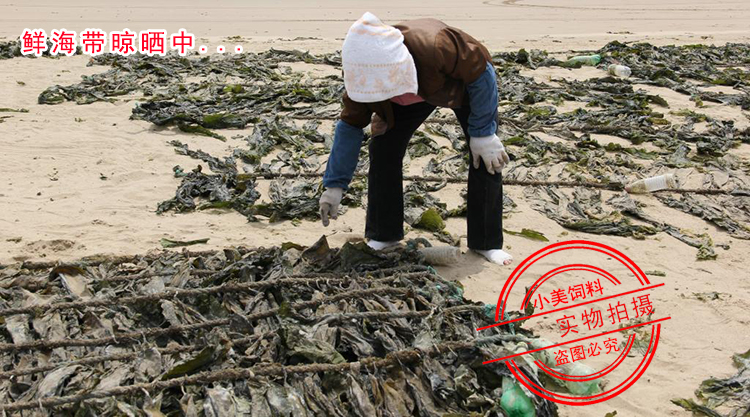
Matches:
[319,12,512,266]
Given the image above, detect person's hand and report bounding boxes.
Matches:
[469,134,510,174]
[319,187,344,227]
[371,113,387,137]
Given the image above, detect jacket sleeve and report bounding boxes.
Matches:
[322,120,365,190]
[465,62,499,137]
[433,26,491,85]
[340,90,373,129]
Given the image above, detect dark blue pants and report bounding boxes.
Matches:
[364,101,504,250]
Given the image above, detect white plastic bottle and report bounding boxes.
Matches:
[625,173,677,194]
[608,64,632,78]
[418,246,460,266]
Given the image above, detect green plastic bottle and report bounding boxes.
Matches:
[564,54,601,67]
[500,379,536,417]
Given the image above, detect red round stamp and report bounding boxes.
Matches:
[478,240,670,406]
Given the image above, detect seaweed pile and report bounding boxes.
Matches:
[673,348,750,417]
[0,238,558,415]
[38,49,342,120]
[29,42,750,258]
[0,39,81,59]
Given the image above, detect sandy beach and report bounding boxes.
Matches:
[2,1,750,416]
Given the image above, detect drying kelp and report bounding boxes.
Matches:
[501,132,652,187]
[657,194,750,240]
[496,41,750,92]
[160,237,210,248]
[39,70,141,105]
[158,116,446,226]
[35,42,750,248]
[485,43,750,250]
[159,132,331,221]
[599,42,750,104]
[37,49,344,130]
[403,182,465,244]
[490,43,750,160]
[0,240,559,416]
[407,131,442,158]
[157,164,262,218]
[526,186,659,238]
[157,141,261,218]
[608,193,719,260]
[492,48,563,70]
[238,116,330,170]
[253,179,323,222]
[425,123,469,153]
[497,74,749,160]
[423,154,469,181]
[0,40,22,59]
[129,78,340,131]
[673,348,750,417]
[0,39,81,60]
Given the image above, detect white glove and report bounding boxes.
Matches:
[319,187,343,227]
[469,134,510,175]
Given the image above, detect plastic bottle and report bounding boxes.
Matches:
[418,246,460,266]
[564,54,601,67]
[556,362,601,395]
[625,173,677,194]
[529,338,557,368]
[500,379,536,417]
[528,339,600,395]
[608,64,632,77]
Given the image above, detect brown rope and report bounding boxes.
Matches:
[0,305,480,381]
[0,263,430,294]
[316,304,483,323]
[0,268,219,291]
[8,248,250,271]
[3,252,430,279]
[251,172,745,195]
[0,333,527,412]
[0,271,432,318]
[0,332,275,381]
[289,115,458,124]
[0,317,231,353]
[352,264,431,277]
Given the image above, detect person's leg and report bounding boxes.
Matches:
[366,101,436,247]
[453,106,512,265]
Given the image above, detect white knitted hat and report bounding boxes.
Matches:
[341,12,418,103]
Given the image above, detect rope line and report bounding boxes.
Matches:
[0,285,421,353]
[252,172,743,195]
[0,305,482,381]
[0,272,431,318]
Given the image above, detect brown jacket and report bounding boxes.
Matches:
[340,18,492,130]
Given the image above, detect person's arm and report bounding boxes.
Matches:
[434,26,497,135]
[323,90,372,190]
[322,120,365,190]
[465,61,498,137]
[319,91,373,226]
[434,29,507,174]
[464,62,508,174]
